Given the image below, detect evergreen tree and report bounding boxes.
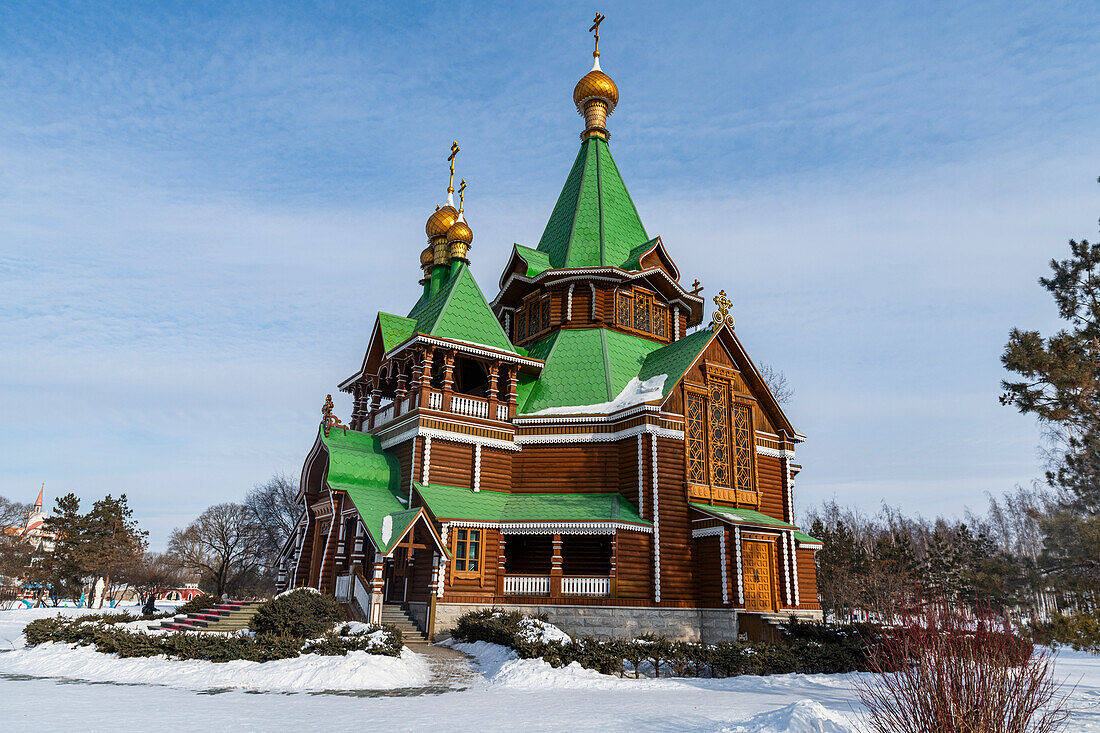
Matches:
[77,494,148,606]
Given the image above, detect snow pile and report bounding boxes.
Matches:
[0,641,430,692]
[719,700,858,733]
[526,375,668,415]
[516,617,571,644]
[337,622,391,649]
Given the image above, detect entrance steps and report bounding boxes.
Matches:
[156,601,260,633]
[381,603,428,646]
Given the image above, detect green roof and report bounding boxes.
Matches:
[512,244,553,278]
[536,136,650,270]
[691,503,800,531]
[406,262,518,354]
[518,327,712,414]
[377,312,418,352]
[794,531,823,545]
[319,428,419,555]
[415,483,651,527]
[620,238,661,272]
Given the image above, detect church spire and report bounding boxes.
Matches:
[573,13,619,140]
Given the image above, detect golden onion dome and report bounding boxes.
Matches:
[573,67,618,114]
[420,245,434,267]
[446,218,473,245]
[425,205,459,239]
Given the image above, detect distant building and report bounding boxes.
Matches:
[3,485,55,554]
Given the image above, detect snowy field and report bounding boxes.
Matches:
[2,606,1100,732]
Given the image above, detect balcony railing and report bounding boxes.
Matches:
[561,576,611,596]
[503,575,550,595]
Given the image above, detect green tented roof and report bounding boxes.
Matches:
[405,262,518,354]
[513,244,553,278]
[536,136,650,270]
[518,327,712,413]
[794,531,823,546]
[319,429,419,555]
[415,483,651,527]
[691,503,800,531]
[377,312,418,352]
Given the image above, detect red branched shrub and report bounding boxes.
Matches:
[855,603,1074,733]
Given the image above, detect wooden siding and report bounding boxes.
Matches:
[656,436,694,601]
[614,531,653,599]
[389,438,415,494]
[430,439,474,489]
[692,534,724,607]
[617,435,644,516]
[796,548,821,610]
[757,455,785,519]
[480,447,513,492]
[513,443,621,494]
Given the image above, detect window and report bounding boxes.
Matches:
[708,381,731,488]
[733,403,754,493]
[515,294,552,343]
[686,391,706,485]
[683,370,757,505]
[615,287,670,341]
[453,528,482,575]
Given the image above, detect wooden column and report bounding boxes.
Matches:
[441,351,456,411]
[495,534,507,596]
[409,361,423,412]
[550,533,563,598]
[505,365,518,419]
[369,551,385,623]
[610,531,618,599]
[368,384,381,430]
[418,346,435,408]
[394,369,408,415]
[486,363,500,421]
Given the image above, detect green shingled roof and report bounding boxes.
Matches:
[691,503,801,531]
[405,262,518,354]
[536,137,650,270]
[377,312,418,352]
[794,531,823,546]
[415,483,651,527]
[620,238,661,272]
[512,244,553,278]
[319,428,420,555]
[518,327,712,413]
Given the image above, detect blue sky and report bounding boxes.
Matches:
[2,1,1098,548]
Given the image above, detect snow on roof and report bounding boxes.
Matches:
[523,374,667,416]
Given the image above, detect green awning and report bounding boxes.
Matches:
[320,428,427,555]
[691,503,802,532]
[415,482,652,530]
[793,530,823,546]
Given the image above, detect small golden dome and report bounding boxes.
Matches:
[573,69,618,113]
[425,205,458,239]
[420,246,434,267]
[446,219,473,246]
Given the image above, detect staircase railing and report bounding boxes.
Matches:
[334,573,353,602]
[351,569,373,622]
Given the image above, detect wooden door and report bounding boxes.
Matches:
[742,541,775,612]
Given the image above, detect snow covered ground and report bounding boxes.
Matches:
[2,606,1099,732]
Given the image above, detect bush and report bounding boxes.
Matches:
[174,594,222,616]
[250,589,345,638]
[450,608,876,679]
[22,615,402,661]
[855,604,1072,733]
[1029,611,1100,653]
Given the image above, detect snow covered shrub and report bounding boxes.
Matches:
[855,603,1073,733]
[174,594,222,615]
[250,589,345,638]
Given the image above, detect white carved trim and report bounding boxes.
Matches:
[493,266,705,311]
[384,334,544,368]
[589,282,597,320]
[734,526,744,606]
[790,530,800,605]
[513,403,660,425]
[473,443,482,493]
[566,283,574,322]
[445,520,652,535]
[756,445,797,459]
[636,434,644,516]
[781,531,792,605]
[381,424,521,452]
[516,424,683,445]
[673,305,680,341]
[422,436,432,485]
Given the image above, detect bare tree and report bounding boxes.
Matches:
[0,495,33,584]
[244,473,300,570]
[759,363,794,405]
[121,551,186,607]
[168,503,263,598]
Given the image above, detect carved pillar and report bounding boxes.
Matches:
[486,363,500,420]
[550,533,563,598]
[394,366,408,416]
[419,346,435,408]
[409,361,423,413]
[610,531,618,599]
[369,551,385,624]
[441,351,456,411]
[495,535,507,596]
[368,381,381,431]
[505,365,518,419]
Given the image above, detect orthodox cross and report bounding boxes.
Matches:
[589,12,605,56]
[447,141,460,193]
[710,289,734,331]
[321,393,348,437]
[691,279,704,296]
[457,179,467,214]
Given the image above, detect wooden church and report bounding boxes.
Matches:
[277,21,822,642]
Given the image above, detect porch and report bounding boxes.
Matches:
[499,533,614,598]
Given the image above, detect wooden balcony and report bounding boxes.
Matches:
[502,575,611,597]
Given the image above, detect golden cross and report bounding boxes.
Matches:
[691,279,704,295]
[711,289,734,331]
[457,179,467,214]
[447,141,460,193]
[589,12,605,56]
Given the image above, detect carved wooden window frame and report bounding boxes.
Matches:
[514,292,553,345]
[452,527,484,578]
[614,286,670,342]
[683,365,760,508]
[684,384,708,496]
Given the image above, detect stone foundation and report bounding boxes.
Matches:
[432,603,824,642]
